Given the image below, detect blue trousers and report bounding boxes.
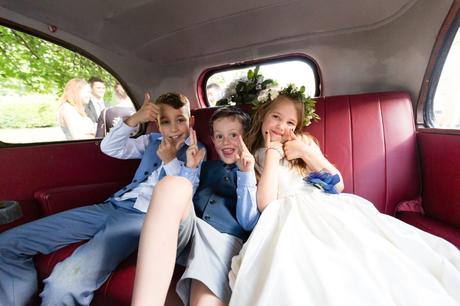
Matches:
[0,200,144,306]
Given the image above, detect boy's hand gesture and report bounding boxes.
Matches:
[236,135,255,172]
[125,93,159,127]
[157,134,185,164]
[186,128,206,168]
[264,131,284,161]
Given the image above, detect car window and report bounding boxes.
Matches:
[432,27,460,129]
[0,25,136,144]
[204,57,319,106]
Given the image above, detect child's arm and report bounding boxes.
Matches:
[235,135,259,230]
[257,132,284,212]
[284,131,344,193]
[100,120,150,159]
[101,93,156,159]
[236,171,259,231]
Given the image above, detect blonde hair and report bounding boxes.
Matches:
[61,79,89,116]
[247,95,314,176]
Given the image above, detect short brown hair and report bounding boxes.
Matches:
[209,106,251,135]
[154,92,190,116]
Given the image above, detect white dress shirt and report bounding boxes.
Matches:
[100,120,192,212]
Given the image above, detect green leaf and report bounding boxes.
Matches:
[247,69,254,80]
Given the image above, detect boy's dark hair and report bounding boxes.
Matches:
[209,106,251,135]
[88,76,104,85]
[155,92,190,115]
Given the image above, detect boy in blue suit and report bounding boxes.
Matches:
[132,106,259,306]
[0,92,205,306]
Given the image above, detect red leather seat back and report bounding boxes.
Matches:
[191,92,420,215]
[306,92,420,214]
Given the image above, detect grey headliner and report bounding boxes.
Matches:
[0,0,453,105]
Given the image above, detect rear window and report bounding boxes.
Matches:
[0,25,136,145]
[203,56,319,106]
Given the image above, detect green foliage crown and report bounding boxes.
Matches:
[254,83,320,126]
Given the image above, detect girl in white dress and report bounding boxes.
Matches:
[228,85,460,306]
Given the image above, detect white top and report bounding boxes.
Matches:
[100,120,190,212]
[57,102,96,140]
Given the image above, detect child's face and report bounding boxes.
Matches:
[158,104,193,146]
[212,117,245,164]
[262,98,298,143]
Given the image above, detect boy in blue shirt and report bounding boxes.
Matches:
[132,106,259,306]
[0,92,204,306]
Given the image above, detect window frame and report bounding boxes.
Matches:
[417,1,460,133]
[197,54,322,108]
[0,19,136,147]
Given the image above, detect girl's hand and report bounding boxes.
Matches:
[125,93,159,127]
[157,133,185,164]
[236,135,255,172]
[264,131,284,161]
[283,129,308,160]
[186,128,206,168]
[284,130,323,162]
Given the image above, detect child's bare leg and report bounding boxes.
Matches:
[132,176,193,306]
[190,280,226,306]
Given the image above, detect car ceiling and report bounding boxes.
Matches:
[0,0,453,104]
[1,0,419,65]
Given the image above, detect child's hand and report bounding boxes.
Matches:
[284,130,321,161]
[264,131,284,160]
[125,93,159,127]
[283,130,307,160]
[236,135,255,172]
[186,128,206,168]
[157,134,185,164]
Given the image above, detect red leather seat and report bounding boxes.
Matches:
[31,91,458,305]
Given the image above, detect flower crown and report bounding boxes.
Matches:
[253,83,320,126]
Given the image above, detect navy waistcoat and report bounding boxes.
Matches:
[193,160,249,241]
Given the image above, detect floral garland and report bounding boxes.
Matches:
[253,83,320,126]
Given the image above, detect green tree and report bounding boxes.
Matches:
[0,26,116,96]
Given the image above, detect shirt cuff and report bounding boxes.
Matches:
[237,170,257,187]
[163,158,182,176]
[181,165,199,177]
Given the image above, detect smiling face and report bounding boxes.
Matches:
[212,117,245,164]
[261,97,299,143]
[158,104,193,146]
[91,81,106,99]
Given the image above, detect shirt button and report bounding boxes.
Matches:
[224,176,229,182]
[204,215,210,221]
[209,199,216,205]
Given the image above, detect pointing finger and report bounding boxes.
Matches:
[289,129,298,140]
[192,128,198,146]
[264,130,271,147]
[238,135,249,153]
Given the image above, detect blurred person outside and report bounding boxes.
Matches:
[57,78,96,140]
[85,76,107,123]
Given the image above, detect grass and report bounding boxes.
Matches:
[0,94,59,128]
